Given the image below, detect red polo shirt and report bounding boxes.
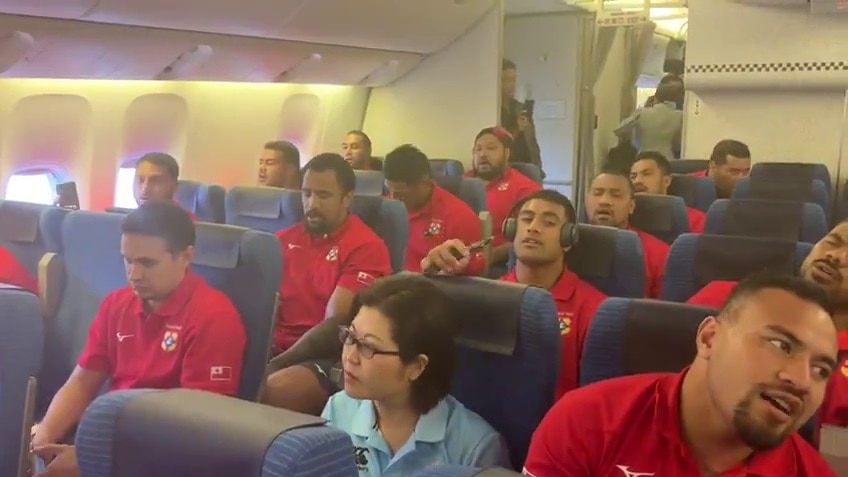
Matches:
[405,184,482,273]
[820,331,848,430]
[688,169,708,177]
[77,273,245,396]
[275,215,391,351]
[686,280,737,308]
[465,167,541,247]
[501,269,606,398]
[0,246,38,294]
[524,369,837,477]
[632,228,669,298]
[687,206,706,233]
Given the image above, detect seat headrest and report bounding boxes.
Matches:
[751,163,816,184]
[566,224,616,278]
[724,199,803,241]
[669,159,709,175]
[107,389,326,476]
[694,235,796,285]
[415,274,525,355]
[192,224,244,269]
[429,159,465,176]
[623,299,714,375]
[510,163,542,184]
[749,176,814,202]
[433,175,463,195]
[230,186,299,220]
[176,180,201,210]
[0,201,41,243]
[105,207,133,215]
[631,194,681,233]
[354,170,385,196]
[351,196,382,228]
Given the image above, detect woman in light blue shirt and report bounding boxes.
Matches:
[322,275,510,477]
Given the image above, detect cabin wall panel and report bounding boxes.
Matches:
[0,79,368,210]
[362,4,502,164]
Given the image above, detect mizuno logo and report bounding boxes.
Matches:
[616,465,655,477]
[116,333,134,342]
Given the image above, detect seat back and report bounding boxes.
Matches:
[433,176,487,214]
[42,212,128,407]
[668,174,717,212]
[175,180,226,223]
[705,199,828,244]
[75,389,356,477]
[510,164,543,185]
[631,194,690,244]
[733,177,830,219]
[190,223,281,400]
[429,159,465,176]
[661,233,812,302]
[0,201,68,273]
[419,275,559,469]
[507,225,645,297]
[353,170,385,196]
[413,466,521,477]
[0,288,42,477]
[350,196,409,273]
[669,159,709,174]
[580,298,715,385]
[751,162,831,192]
[224,186,303,232]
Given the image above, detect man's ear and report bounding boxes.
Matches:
[695,316,720,360]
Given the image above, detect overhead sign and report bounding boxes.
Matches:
[596,8,649,26]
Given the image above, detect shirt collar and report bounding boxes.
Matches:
[132,272,201,319]
[465,167,515,187]
[351,399,450,444]
[656,369,798,477]
[306,214,355,244]
[501,267,578,301]
[838,331,848,351]
[408,184,445,221]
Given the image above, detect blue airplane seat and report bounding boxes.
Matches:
[76,389,357,477]
[419,275,559,470]
[668,174,717,212]
[350,196,409,273]
[0,288,42,477]
[190,223,281,401]
[225,186,303,233]
[733,177,830,221]
[750,162,831,194]
[661,234,812,303]
[669,159,709,175]
[704,199,828,244]
[580,298,714,386]
[430,159,465,176]
[354,170,386,196]
[433,175,487,214]
[413,466,522,477]
[510,164,543,185]
[630,194,690,244]
[175,180,226,223]
[0,200,69,274]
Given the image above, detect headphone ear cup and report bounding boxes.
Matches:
[502,217,517,242]
[561,224,578,248]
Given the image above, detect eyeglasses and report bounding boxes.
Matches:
[338,326,401,360]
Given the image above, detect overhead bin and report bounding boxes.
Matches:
[0,0,98,18]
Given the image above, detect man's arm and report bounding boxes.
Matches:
[523,390,599,477]
[324,240,392,318]
[266,313,351,372]
[180,307,246,396]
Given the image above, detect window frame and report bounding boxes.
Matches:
[4,167,66,205]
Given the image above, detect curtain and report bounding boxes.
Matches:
[619,22,657,120]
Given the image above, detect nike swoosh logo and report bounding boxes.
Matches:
[116,333,134,342]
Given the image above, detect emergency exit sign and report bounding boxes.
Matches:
[596,8,649,26]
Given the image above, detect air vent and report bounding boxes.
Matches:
[156,45,213,80]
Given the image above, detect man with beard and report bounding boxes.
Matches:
[264,153,391,413]
[584,169,669,298]
[464,126,541,268]
[630,151,706,232]
[523,273,839,477]
[689,139,751,199]
[688,221,848,435]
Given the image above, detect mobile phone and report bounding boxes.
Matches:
[54,182,80,210]
[31,455,46,474]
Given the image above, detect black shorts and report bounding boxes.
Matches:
[300,359,342,395]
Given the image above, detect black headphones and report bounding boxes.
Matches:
[501,216,579,249]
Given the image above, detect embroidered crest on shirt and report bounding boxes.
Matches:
[558,312,573,335]
[353,447,369,471]
[161,331,178,352]
[425,219,445,238]
[498,182,510,191]
[326,246,339,262]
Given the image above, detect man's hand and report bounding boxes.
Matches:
[33,444,78,477]
[517,111,531,132]
[420,239,472,275]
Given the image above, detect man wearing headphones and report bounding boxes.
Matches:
[422,190,607,398]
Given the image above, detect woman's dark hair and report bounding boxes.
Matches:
[352,274,457,414]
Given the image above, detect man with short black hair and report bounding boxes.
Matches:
[525,272,840,477]
[383,144,482,272]
[690,139,751,198]
[133,152,197,220]
[501,59,543,174]
[258,140,301,189]
[342,130,382,171]
[630,151,706,232]
[32,202,246,448]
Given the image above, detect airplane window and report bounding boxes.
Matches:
[113,167,138,209]
[5,170,57,205]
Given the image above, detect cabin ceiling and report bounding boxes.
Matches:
[0,0,497,84]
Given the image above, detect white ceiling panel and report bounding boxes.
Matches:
[0,0,98,18]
